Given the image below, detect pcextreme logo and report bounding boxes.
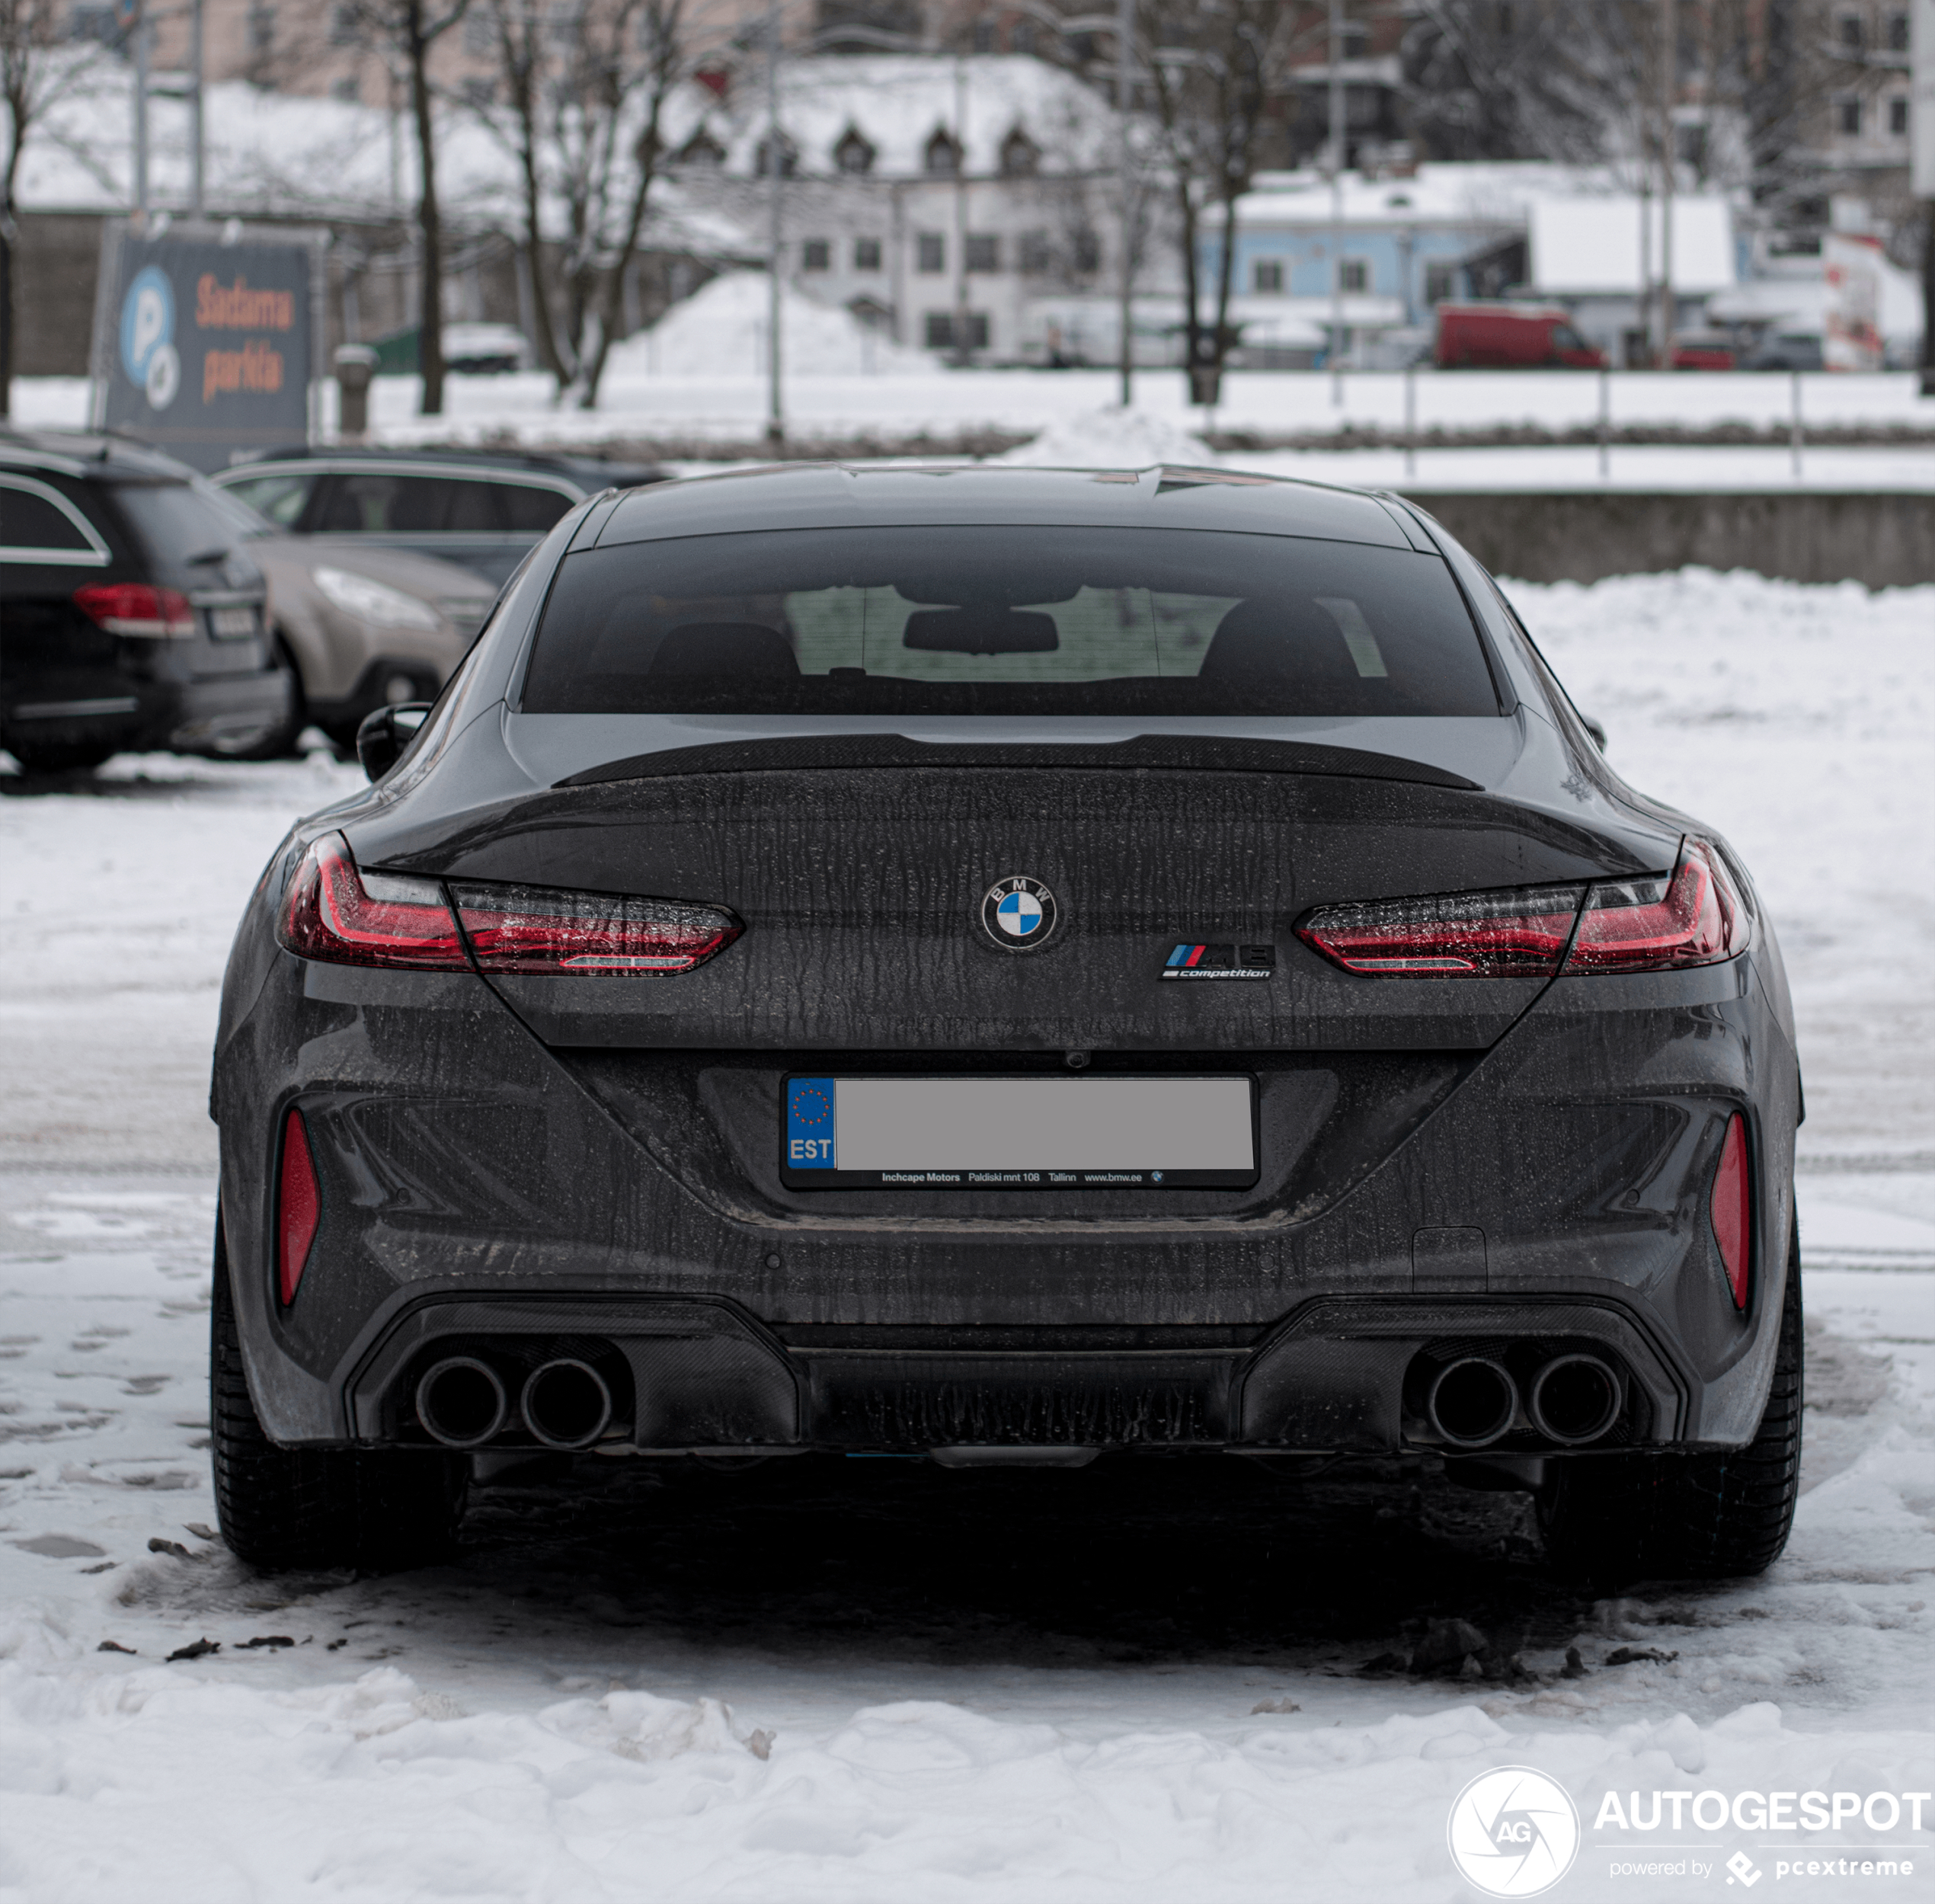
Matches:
[1449,1766,1582,1896]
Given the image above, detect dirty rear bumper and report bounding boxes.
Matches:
[336,1286,1688,1458]
[213,934,1799,1459]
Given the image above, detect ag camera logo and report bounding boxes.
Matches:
[120,265,180,411]
[1448,1766,1581,1897]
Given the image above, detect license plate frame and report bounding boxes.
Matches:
[779,1073,1259,1190]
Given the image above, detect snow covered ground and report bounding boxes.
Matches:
[12,365,1935,462]
[1,570,1930,1900]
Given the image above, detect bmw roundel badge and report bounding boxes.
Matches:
[980,875,1059,951]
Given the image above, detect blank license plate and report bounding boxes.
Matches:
[781,1074,1257,1189]
[207,604,258,638]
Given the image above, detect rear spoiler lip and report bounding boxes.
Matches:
[553,731,1482,792]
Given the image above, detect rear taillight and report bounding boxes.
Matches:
[275,835,741,977]
[1296,882,1585,978]
[277,833,469,970]
[277,1109,321,1306]
[73,582,196,638]
[450,880,741,975]
[1563,841,1745,974]
[1711,1112,1751,1310]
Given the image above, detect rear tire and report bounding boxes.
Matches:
[8,739,118,775]
[210,1221,465,1571]
[1540,1211,1803,1583]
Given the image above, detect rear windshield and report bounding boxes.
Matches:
[111,478,263,565]
[520,526,1500,718]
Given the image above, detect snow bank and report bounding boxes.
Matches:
[605,270,934,380]
[994,405,1214,468]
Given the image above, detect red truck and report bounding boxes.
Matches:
[1434,302,1604,369]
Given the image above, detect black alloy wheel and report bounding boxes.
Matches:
[209,1220,466,1571]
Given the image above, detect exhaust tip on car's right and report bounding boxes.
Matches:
[415,1356,509,1448]
[1425,1357,1520,1449]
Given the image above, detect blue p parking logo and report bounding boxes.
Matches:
[119,265,180,411]
[1447,1766,1581,1896]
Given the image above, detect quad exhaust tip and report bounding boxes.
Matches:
[416,1356,509,1448]
[1527,1353,1623,1445]
[521,1358,613,1451]
[1425,1357,1518,1450]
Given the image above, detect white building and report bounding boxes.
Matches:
[663,54,1135,363]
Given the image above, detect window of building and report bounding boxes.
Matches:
[1339,21,1369,56]
[834,125,875,174]
[999,126,1039,177]
[1071,227,1101,274]
[1424,261,1457,306]
[925,312,990,350]
[1019,229,1052,274]
[1836,11,1862,50]
[332,74,362,101]
[1889,95,1908,135]
[1012,16,1035,54]
[1837,96,1861,135]
[924,129,962,176]
[332,2,362,46]
[854,237,883,270]
[1252,258,1284,293]
[755,133,797,178]
[1339,257,1369,294]
[916,232,945,274]
[676,124,727,168]
[801,238,831,272]
[965,233,999,274]
[248,4,275,53]
[971,15,994,52]
[66,0,117,38]
[1887,11,1909,52]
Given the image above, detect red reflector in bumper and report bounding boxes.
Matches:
[1711,1112,1751,1310]
[277,1109,321,1306]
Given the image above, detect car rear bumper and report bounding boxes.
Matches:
[4,667,290,757]
[328,1285,1690,1460]
[215,932,1799,1461]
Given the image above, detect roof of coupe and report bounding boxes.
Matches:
[584,462,1421,549]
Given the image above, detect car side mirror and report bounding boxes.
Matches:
[356,702,431,782]
[1582,715,1608,754]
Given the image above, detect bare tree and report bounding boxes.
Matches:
[1143,0,1306,405]
[1,12,109,416]
[472,0,715,408]
[336,0,473,414]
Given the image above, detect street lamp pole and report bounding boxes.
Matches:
[1327,0,1345,405]
[1115,0,1134,405]
[190,0,205,216]
[133,0,150,225]
[765,0,784,447]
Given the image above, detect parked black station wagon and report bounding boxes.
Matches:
[2,432,289,773]
[210,463,1803,1583]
